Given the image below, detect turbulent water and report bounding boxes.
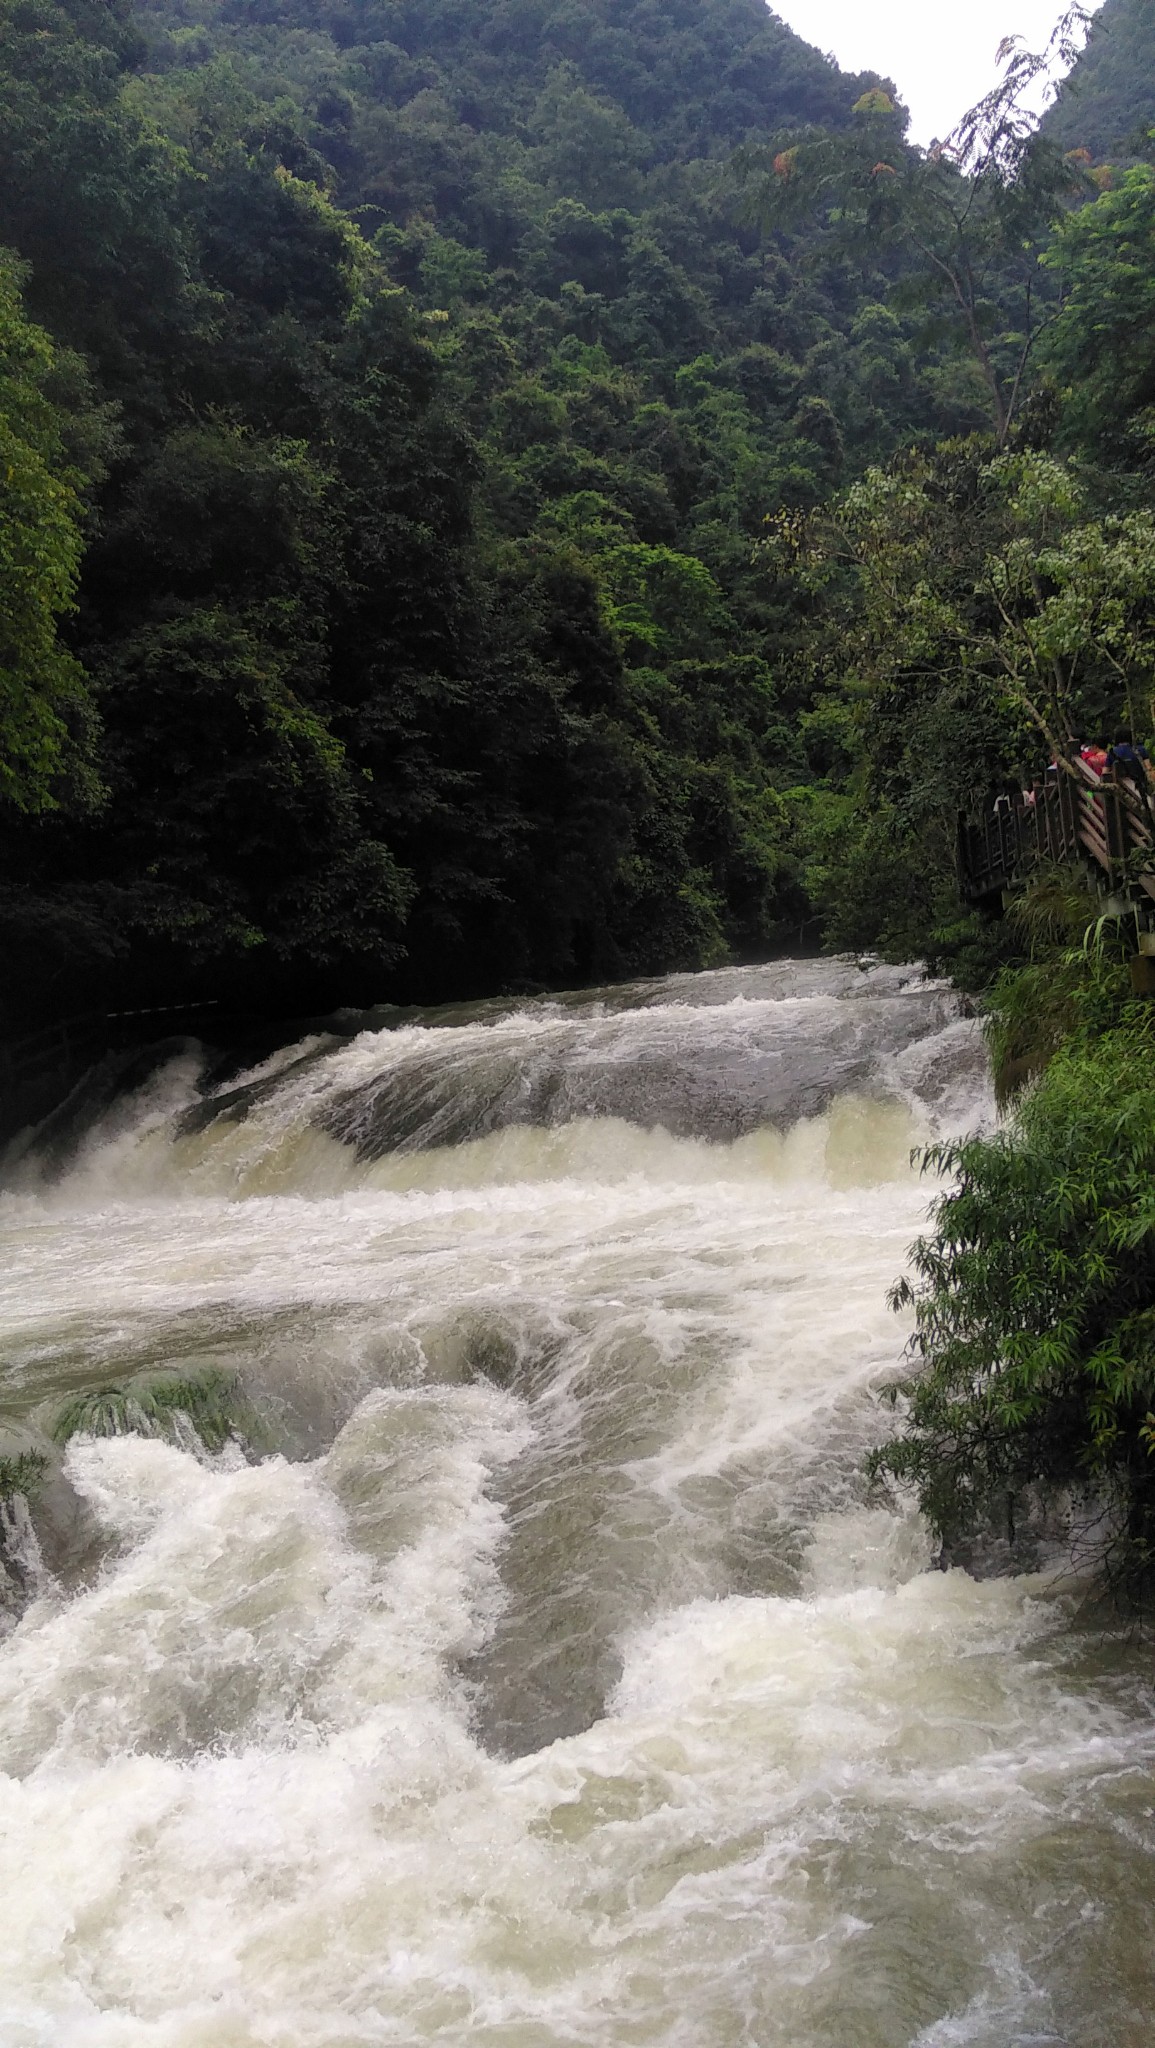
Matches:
[1,959,1153,2048]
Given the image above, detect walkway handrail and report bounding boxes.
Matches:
[958,760,1155,906]
[0,1001,220,1096]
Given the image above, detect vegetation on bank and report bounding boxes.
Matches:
[3,0,1155,1576]
[0,0,920,1030]
[872,943,1155,1582]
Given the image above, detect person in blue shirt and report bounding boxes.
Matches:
[1107,729,1150,781]
[1107,728,1154,829]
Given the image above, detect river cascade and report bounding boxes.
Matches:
[0,960,1152,2047]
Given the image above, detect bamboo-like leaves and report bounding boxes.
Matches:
[872,999,1155,1571]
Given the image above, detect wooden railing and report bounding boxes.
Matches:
[0,1002,220,1145]
[958,761,1155,906]
[0,1002,220,1094]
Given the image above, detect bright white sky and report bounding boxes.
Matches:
[770,0,1106,144]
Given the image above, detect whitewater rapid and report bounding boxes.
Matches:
[0,961,1152,2047]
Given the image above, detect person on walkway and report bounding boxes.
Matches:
[1107,727,1155,835]
[1106,728,1150,786]
[1080,738,1109,776]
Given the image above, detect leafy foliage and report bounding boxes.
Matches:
[0,0,1008,1027]
[0,252,99,813]
[0,0,1150,1026]
[980,864,1101,1102]
[872,995,1155,1572]
[766,437,1155,963]
[1045,160,1155,463]
[734,12,1093,445]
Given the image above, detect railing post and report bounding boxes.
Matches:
[1104,783,1127,875]
[1058,770,1076,860]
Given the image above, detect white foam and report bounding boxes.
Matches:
[2,965,1145,2045]
[1,960,984,1212]
[0,1489,1148,2044]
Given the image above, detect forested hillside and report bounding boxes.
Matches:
[0,0,995,1032]
[3,0,1155,1039]
[1046,0,1155,161]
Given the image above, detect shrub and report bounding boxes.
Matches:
[871,1009,1155,1582]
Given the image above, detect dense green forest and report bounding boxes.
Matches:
[5,0,1155,1563]
[4,0,1153,1032]
[1046,0,1155,161]
[0,0,999,1033]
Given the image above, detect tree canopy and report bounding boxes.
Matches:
[0,251,98,814]
[0,0,983,1028]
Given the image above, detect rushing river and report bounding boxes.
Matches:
[1,960,1153,2047]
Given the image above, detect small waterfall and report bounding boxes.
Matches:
[0,1488,48,1628]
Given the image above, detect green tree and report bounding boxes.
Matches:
[759,433,1155,968]
[6,0,1108,1021]
[529,63,645,210]
[0,252,98,813]
[93,607,412,969]
[821,445,1155,761]
[1044,161,1155,462]
[0,0,193,390]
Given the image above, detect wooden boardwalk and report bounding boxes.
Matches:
[958,760,1155,906]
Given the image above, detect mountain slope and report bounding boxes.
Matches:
[139,0,881,160]
[1046,0,1155,160]
[0,0,990,1030]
